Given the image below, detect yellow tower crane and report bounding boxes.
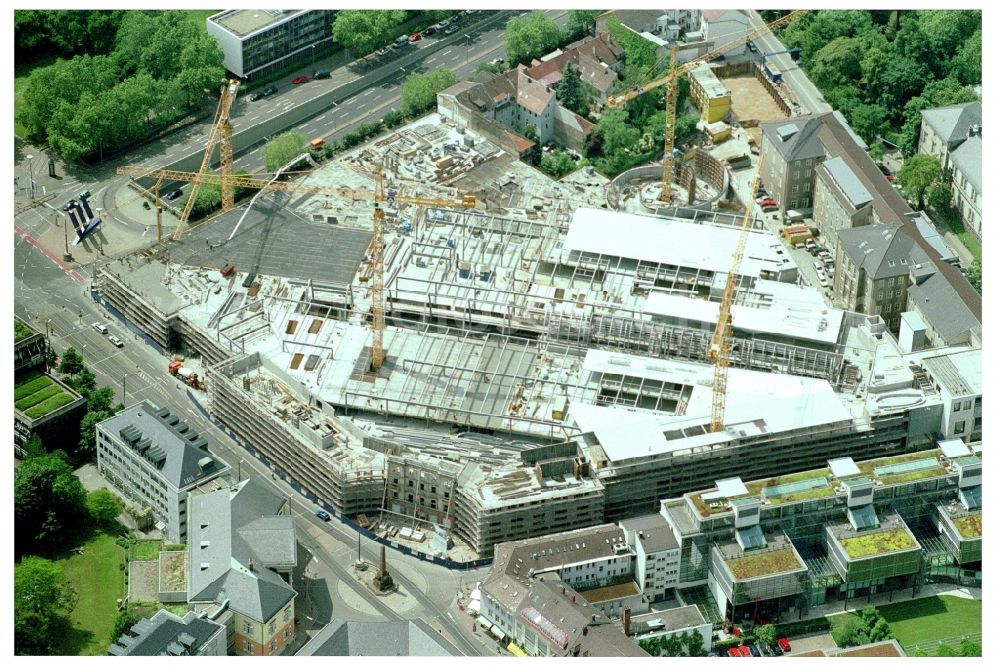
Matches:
[117,163,476,371]
[606,10,806,202]
[706,170,761,433]
[171,78,241,241]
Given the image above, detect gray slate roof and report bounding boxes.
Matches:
[921,101,982,146]
[188,477,296,623]
[836,225,930,280]
[607,10,669,32]
[762,117,825,162]
[109,610,224,656]
[296,618,462,656]
[820,156,872,209]
[950,134,981,194]
[908,272,982,344]
[99,402,229,490]
[619,513,680,552]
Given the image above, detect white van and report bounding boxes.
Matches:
[92,322,108,334]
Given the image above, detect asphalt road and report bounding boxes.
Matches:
[13,229,490,655]
[749,10,832,116]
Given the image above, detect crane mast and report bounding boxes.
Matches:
[707,171,760,432]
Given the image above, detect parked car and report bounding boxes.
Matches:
[759,197,777,207]
[315,509,331,521]
[377,47,392,56]
[826,265,835,277]
[748,41,758,53]
[292,75,309,84]
[393,34,409,47]
[250,84,278,101]
[92,322,108,334]
[728,647,742,657]
[817,274,829,287]
[749,644,761,657]
[738,645,752,657]
[109,335,124,348]
[490,57,505,66]
[409,32,422,42]
[777,637,791,653]
[422,26,436,36]
[813,260,825,272]
[444,25,458,34]
[312,69,331,79]
[166,189,183,201]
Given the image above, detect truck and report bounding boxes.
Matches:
[763,60,782,83]
[168,360,203,389]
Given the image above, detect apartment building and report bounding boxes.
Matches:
[14,316,47,377]
[688,62,731,123]
[96,402,230,543]
[833,225,934,332]
[108,609,227,656]
[919,101,982,238]
[207,10,336,79]
[919,348,981,443]
[812,156,874,253]
[188,477,298,656]
[523,34,623,107]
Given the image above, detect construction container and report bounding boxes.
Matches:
[309,137,326,150]
[478,264,492,282]
[458,261,472,279]
[220,264,235,277]
[782,224,811,244]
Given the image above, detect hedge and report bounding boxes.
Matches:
[24,393,77,419]
[775,617,833,638]
[15,384,63,411]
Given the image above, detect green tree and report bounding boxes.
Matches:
[64,366,97,396]
[540,151,577,179]
[58,346,85,376]
[504,11,565,65]
[87,386,116,414]
[567,10,601,39]
[809,37,864,89]
[110,608,140,644]
[927,180,953,213]
[15,451,88,554]
[936,644,959,656]
[332,10,406,56]
[476,61,507,76]
[263,130,308,172]
[755,624,777,647]
[781,10,874,68]
[400,67,457,115]
[557,62,586,115]
[683,629,708,656]
[675,114,700,145]
[861,50,929,118]
[832,616,865,647]
[869,617,893,642]
[521,124,542,166]
[15,557,77,655]
[951,28,981,85]
[896,154,941,209]
[24,433,47,458]
[849,104,891,144]
[664,633,684,656]
[964,259,981,293]
[87,488,124,530]
[960,639,982,657]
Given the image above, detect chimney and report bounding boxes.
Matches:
[247,557,255,572]
[623,608,631,636]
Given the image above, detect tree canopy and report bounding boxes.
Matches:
[15,10,126,57]
[87,488,124,530]
[897,154,942,209]
[17,11,224,162]
[332,10,406,55]
[263,130,308,173]
[400,67,457,115]
[15,451,89,555]
[15,557,77,655]
[504,11,565,65]
[566,10,601,40]
[539,151,577,180]
[556,62,586,116]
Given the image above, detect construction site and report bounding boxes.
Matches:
[91,12,976,562]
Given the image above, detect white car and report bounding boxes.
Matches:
[109,335,124,347]
[817,274,829,287]
[813,261,825,272]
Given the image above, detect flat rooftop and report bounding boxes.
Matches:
[619,513,679,552]
[173,205,370,287]
[571,349,852,463]
[922,348,982,397]
[563,208,795,279]
[829,513,919,559]
[579,580,640,603]
[719,543,806,581]
[690,62,728,99]
[209,9,302,38]
[631,605,707,635]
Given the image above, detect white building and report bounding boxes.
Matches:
[919,348,982,442]
[96,402,230,543]
[620,514,681,602]
[206,10,335,79]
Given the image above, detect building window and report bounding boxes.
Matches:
[284,607,292,623]
[803,182,810,191]
[954,421,966,435]
[243,621,252,634]
[270,640,277,653]
[953,402,962,412]
[963,400,972,410]
[243,640,254,654]
[284,628,291,639]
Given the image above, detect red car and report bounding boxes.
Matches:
[759,197,777,208]
[738,645,752,657]
[777,637,791,653]
[886,174,895,182]
[409,32,422,42]
[292,75,309,84]
[728,647,742,657]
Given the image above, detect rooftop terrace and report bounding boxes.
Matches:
[951,514,982,539]
[838,529,916,559]
[15,319,35,342]
[724,547,804,581]
[15,371,82,420]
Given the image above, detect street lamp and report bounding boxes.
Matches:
[122,373,128,406]
[26,154,35,200]
[311,44,316,71]
[464,35,471,68]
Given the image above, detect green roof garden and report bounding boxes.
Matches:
[15,319,36,342]
[725,548,803,580]
[744,468,833,505]
[952,514,982,539]
[839,529,916,559]
[857,450,947,484]
[15,371,80,420]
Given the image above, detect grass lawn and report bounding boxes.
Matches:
[55,532,125,655]
[130,539,163,561]
[878,595,981,647]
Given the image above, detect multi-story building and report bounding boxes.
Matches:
[108,610,227,656]
[919,101,982,238]
[14,370,86,450]
[833,224,934,332]
[96,402,231,543]
[206,10,336,80]
[759,111,980,343]
[619,514,681,602]
[688,62,730,123]
[14,316,47,377]
[812,156,874,254]
[188,477,298,656]
[918,348,981,443]
[523,34,623,107]
[907,273,982,348]
[660,439,981,624]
